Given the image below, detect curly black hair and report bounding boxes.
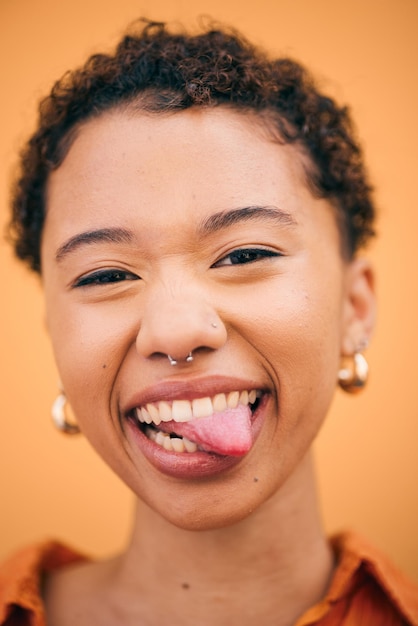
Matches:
[8,19,375,273]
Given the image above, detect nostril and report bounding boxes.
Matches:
[147,351,194,366]
[167,353,194,365]
[135,309,227,362]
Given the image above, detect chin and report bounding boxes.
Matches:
[139,471,277,533]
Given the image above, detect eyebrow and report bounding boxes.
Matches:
[55,227,134,262]
[198,206,297,235]
[55,206,296,262]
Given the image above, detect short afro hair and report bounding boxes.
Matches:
[8,19,376,273]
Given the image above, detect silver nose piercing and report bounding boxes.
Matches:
[168,352,193,366]
[167,320,218,366]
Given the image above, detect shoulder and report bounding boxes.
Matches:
[0,541,88,626]
[330,532,418,625]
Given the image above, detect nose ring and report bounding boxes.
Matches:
[168,352,194,366]
[167,321,220,365]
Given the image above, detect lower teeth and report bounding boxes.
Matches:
[145,427,198,453]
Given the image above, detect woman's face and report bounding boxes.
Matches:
[41,108,372,529]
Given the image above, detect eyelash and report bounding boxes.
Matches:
[213,247,282,267]
[73,248,280,287]
[73,269,139,287]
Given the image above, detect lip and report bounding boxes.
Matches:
[123,375,268,414]
[124,391,269,480]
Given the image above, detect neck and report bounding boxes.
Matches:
[107,453,335,626]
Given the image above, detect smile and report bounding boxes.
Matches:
[132,389,262,455]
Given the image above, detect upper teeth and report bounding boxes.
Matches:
[136,389,259,426]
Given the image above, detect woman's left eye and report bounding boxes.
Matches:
[73,269,140,287]
[212,248,281,267]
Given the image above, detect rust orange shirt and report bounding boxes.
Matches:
[0,532,417,625]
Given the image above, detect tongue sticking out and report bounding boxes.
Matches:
[157,405,253,456]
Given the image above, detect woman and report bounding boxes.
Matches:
[1,19,417,626]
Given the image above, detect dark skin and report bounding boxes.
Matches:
[41,108,376,625]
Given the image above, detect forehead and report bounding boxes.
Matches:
[42,107,343,268]
[46,107,317,221]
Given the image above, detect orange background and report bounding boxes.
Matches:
[1,0,417,581]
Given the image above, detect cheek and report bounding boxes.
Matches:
[236,274,343,418]
[239,274,342,356]
[47,302,140,471]
[46,298,137,415]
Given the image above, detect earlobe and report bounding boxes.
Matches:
[341,257,376,356]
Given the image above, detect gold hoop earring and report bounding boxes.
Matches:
[51,390,81,434]
[338,352,369,394]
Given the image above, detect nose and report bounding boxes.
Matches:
[135,284,227,365]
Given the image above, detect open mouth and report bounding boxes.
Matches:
[130,389,263,456]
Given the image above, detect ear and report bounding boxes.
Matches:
[341,257,376,355]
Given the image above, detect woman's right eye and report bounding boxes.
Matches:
[73,269,140,288]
